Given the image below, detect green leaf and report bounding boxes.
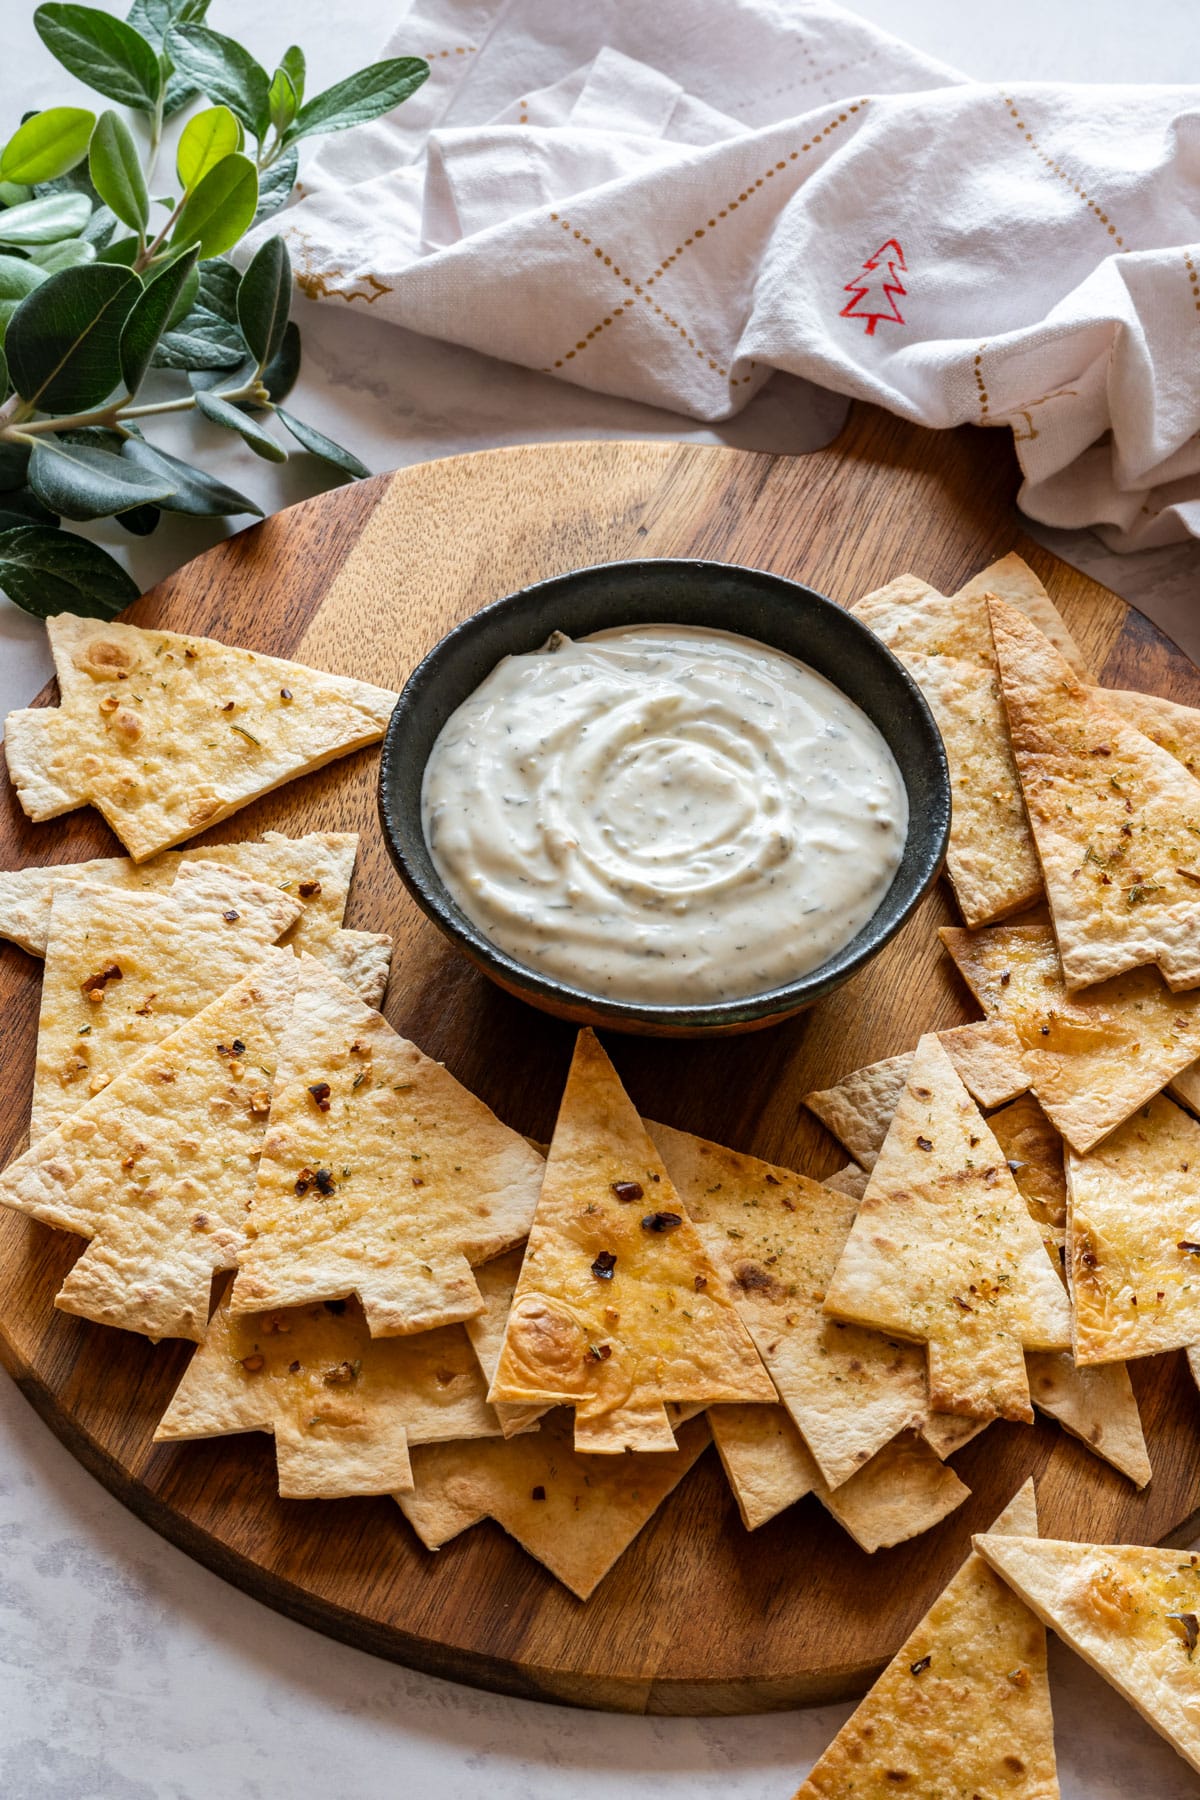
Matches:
[0,523,138,618]
[95,235,141,265]
[252,145,297,223]
[0,340,7,395]
[176,104,241,191]
[195,388,286,460]
[121,435,261,515]
[279,45,305,106]
[286,58,429,144]
[166,258,199,326]
[236,235,290,369]
[34,5,161,111]
[166,25,270,137]
[81,203,121,248]
[170,152,257,259]
[119,243,199,390]
[29,238,97,273]
[0,181,31,207]
[0,441,30,489]
[153,311,243,369]
[261,318,299,402]
[197,255,239,319]
[126,0,210,49]
[6,262,140,411]
[0,191,92,246]
[276,408,368,479]
[188,352,252,391]
[115,500,159,534]
[0,486,59,530]
[268,67,298,137]
[0,108,95,185]
[28,436,175,519]
[0,255,47,342]
[88,111,150,234]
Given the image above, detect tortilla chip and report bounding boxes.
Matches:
[904,652,1044,928]
[822,1161,869,1200]
[0,949,296,1341]
[941,921,1200,1153]
[974,1534,1200,1779]
[31,862,303,1140]
[6,612,397,860]
[232,956,544,1335]
[1093,687,1200,780]
[464,1248,546,1437]
[0,831,392,1006]
[823,1034,1070,1422]
[805,1054,912,1170]
[710,1408,967,1546]
[796,1480,1057,1798]
[853,552,1088,676]
[989,594,1200,992]
[649,1121,928,1488]
[921,1410,990,1458]
[155,1289,503,1496]
[396,1408,711,1600]
[988,1093,1067,1257]
[1025,1352,1150,1487]
[1066,1092,1200,1364]
[708,1404,817,1529]
[489,1032,775,1453]
[939,1019,1031,1109]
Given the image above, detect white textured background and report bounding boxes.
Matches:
[3,3,1200,1796]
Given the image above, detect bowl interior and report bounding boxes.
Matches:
[379,559,950,1031]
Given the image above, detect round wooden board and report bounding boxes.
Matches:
[2,405,1200,1716]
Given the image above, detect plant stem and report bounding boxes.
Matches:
[0,378,266,444]
[134,192,186,273]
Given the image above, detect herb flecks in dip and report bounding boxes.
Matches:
[421,625,908,1005]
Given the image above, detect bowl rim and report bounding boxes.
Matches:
[378,555,951,1032]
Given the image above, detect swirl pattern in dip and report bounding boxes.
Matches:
[421,625,908,1005]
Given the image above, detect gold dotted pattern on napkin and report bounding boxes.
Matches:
[541,101,869,385]
[1186,252,1200,313]
[1002,94,1126,249]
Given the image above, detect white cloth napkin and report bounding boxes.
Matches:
[258,0,1200,549]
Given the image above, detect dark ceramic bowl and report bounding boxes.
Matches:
[378,559,950,1037]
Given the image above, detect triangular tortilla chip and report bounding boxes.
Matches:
[822,1161,868,1200]
[1025,1352,1150,1487]
[989,594,1200,992]
[649,1120,928,1487]
[1093,686,1200,780]
[231,956,545,1335]
[155,1289,503,1496]
[488,1032,775,1452]
[941,921,1200,1152]
[709,1407,967,1546]
[823,1035,1070,1422]
[0,830,392,1006]
[920,1410,990,1458]
[31,862,303,1139]
[7,612,397,859]
[1066,1092,1200,1364]
[795,1480,1058,1798]
[854,552,1089,676]
[975,1534,1200,1779]
[902,651,1044,928]
[938,1018,1031,1109]
[396,1408,711,1600]
[989,1093,1067,1259]
[805,1054,913,1170]
[463,1247,546,1437]
[0,949,296,1340]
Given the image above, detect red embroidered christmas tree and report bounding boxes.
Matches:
[840,240,907,335]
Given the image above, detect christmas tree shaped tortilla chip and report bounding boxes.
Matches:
[488,1031,775,1453]
[648,1120,929,1488]
[31,861,303,1140]
[795,1480,1058,1799]
[0,830,392,1005]
[396,1408,711,1600]
[975,1534,1200,1780]
[1067,1092,1200,1364]
[0,949,296,1341]
[823,1035,1070,1422]
[989,594,1200,992]
[941,921,1200,1153]
[155,1289,504,1496]
[6,612,398,860]
[710,1406,968,1548]
[232,955,545,1335]
[1024,1353,1150,1487]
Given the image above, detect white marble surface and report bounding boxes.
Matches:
[3,4,1200,1796]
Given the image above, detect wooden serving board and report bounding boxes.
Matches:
[2,404,1199,1716]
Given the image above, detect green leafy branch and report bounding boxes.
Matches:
[0,0,428,618]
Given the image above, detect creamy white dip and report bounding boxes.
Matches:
[421,625,908,1005]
